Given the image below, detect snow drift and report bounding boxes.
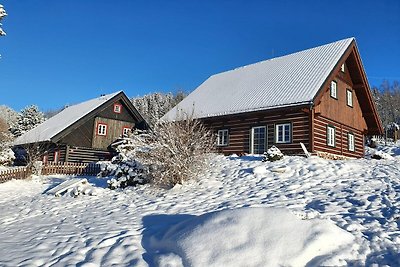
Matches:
[143,207,355,267]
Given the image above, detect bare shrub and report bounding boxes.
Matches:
[107,113,215,188]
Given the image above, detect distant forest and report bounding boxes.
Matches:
[371,80,400,128]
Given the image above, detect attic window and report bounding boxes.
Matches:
[341,63,345,72]
[122,126,131,136]
[97,123,107,136]
[330,81,337,99]
[113,103,122,114]
[346,89,353,107]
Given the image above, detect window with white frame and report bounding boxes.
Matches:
[122,127,131,136]
[275,123,291,143]
[346,89,353,107]
[113,103,122,113]
[97,123,107,136]
[251,126,266,154]
[330,81,337,99]
[327,125,335,147]
[341,63,345,72]
[348,133,355,151]
[217,129,229,146]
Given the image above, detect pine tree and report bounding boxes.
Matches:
[131,91,187,126]
[0,4,6,36]
[10,105,46,137]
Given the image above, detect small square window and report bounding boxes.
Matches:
[327,126,335,147]
[348,133,355,152]
[275,123,291,143]
[122,127,131,136]
[346,89,353,107]
[341,63,345,72]
[217,129,229,146]
[97,123,107,136]
[113,103,122,113]
[330,81,337,99]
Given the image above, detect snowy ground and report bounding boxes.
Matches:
[1,144,400,266]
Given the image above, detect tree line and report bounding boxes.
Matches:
[372,80,400,129]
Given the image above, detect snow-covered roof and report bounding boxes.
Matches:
[14,91,122,145]
[162,38,354,121]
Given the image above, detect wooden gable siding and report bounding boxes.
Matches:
[202,107,310,155]
[92,117,135,149]
[314,54,367,132]
[58,97,141,148]
[96,99,138,124]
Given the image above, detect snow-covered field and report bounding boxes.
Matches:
[1,145,400,266]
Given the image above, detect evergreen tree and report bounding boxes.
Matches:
[10,105,45,137]
[131,91,187,126]
[0,4,6,36]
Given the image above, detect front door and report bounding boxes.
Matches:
[251,126,266,154]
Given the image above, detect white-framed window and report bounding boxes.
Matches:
[113,103,122,114]
[346,89,353,107]
[348,133,355,152]
[217,129,229,146]
[330,81,337,99]
[327,125,335,147]
[122,127,131,136]
[97,123,107,136]
[251,126,266,154]
[341,63,345,72]
[275,123,291,143]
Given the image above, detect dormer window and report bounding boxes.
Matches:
[113,103,122,114]
[341,63,345,72]
[330,81,337,99]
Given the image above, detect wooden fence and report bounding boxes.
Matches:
[0,167,31,183]
[0,162,101,184]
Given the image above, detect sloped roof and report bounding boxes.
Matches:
[14,91,122,145]
[162,38,354,121]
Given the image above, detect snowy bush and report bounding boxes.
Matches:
[262,145,284,162]
[97,133,151,189]
[0,148,15,166]
[0,117,14,166]
[137,114,214,187]
[103,114,214,188]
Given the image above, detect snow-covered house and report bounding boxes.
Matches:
[163,37,383,158]
[13,91,148,163]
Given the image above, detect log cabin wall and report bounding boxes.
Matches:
[202,107,310,155]
[313,115,364,158]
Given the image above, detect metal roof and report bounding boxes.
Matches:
[13,91,122,145]
[162,38,354,121]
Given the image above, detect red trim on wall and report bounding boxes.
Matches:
[96,122,108,136]
[113,103,122,114]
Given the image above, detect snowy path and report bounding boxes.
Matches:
[0,155,400,266]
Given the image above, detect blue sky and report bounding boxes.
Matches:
[0,0,399,112]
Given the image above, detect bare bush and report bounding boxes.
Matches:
[107,113,215,188]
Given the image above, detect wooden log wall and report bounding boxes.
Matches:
[314,114,364,158]
[202,108,310,155]
[67,146,113,163]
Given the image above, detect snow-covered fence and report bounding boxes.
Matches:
[41,162,101,176]
[0,167,31,183]
[0,162,101,183]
